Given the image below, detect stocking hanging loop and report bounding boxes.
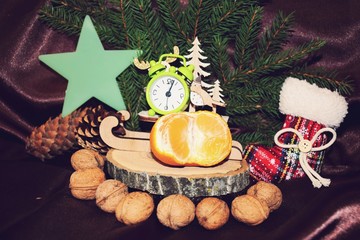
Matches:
[274,127,337,151]
[273,128,301,149]
[311,128,337,151]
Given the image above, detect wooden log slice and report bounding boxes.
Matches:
[106,149,249,198]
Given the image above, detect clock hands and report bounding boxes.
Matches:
[165,97,169,110]
[165,79,175,110]
[165,79,175,97]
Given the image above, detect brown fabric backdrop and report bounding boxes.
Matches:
[0,0,359,239]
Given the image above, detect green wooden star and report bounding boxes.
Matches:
[39,15,141,116]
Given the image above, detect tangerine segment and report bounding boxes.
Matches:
[150,111,232,167]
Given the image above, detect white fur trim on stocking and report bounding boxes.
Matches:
[279,77,348,128]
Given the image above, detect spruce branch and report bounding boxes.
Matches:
[39,2,126,47]
[253,11,295,66]
[117,67,148,130]
[208,35,231,83]
[39,5,84,36]
[234,5,263,70]
[230,112,282,146]
[289,67,353,95]
[130,0,172,58]
[119,0,130,47]
[47,0,108,15]
[245,39,326,78]
[185,0,216,41]
[38,0,354,145]
[157,0,189,48]
[202,1,249,41]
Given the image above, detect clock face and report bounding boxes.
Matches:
[146,75,189,115]
[190,92,204,106]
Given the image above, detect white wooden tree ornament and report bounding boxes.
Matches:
[185,37,211,78]
[208,79,225,104]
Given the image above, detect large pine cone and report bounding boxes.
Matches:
[76,105,125,154]
[26,108,89,161]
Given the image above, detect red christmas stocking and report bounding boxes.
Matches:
[243,77,348,188]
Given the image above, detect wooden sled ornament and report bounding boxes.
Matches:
[100,112,249,197]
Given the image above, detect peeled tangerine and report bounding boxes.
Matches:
[150,111,232,167]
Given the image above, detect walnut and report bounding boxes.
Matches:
[96,179,128,213]
[195,197,229,230]
[231,195,270,226]
[156,194,195,230]
[247,181,282,212]
[69,168,105,200]
[70,149,105,170]
[115,191,154,225]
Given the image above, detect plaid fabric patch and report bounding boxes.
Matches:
[243,115,327,183]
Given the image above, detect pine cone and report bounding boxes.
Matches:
[76,105,125,154]
[26,108,89,161]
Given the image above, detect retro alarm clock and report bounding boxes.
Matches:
[145,54,194,116]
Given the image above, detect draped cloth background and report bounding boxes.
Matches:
[0,0,359,239]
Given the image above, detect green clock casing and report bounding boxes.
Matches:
[145,54,194,116]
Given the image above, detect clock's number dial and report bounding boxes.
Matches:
[148,76,186,113]
[190,92,204,106]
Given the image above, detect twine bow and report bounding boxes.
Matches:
[274,127,337,188]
